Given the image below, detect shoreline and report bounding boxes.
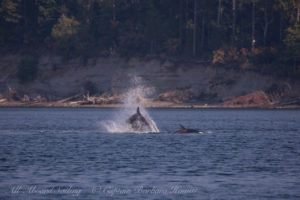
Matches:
[1,102,299,109]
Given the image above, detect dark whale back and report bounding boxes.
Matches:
[172,125,201,134]
[126,107,151,132]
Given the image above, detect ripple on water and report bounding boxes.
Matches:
[0,108,300,199]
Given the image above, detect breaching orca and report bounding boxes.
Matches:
[172,125,203,134]
[126,107,152,132]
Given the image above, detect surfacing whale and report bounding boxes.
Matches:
[126,107,152,132]
[172,125,203,134]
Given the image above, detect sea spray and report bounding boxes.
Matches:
[101,76,159,133]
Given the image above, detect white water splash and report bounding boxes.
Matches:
[101,76,159,133]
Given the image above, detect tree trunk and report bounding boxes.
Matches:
[193,0,198,56]
[264,1,268,46]
[217,0,222,26]
[184,0,189,54]
[201,15,205,50]
[23,0,28,44]
[251,1,256,51]
[87,0,93,24]
[263,0,273,47]
[263,0,268,46]
[231,0,236,46]
[179,0,184,51]
[297,7,300,23]
[112,0,116,21]
[150,39,154,54]
[279,13,282,42]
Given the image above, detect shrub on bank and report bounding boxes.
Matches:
[17,56,39,83]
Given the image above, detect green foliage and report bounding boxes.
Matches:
[37,0,59,38]
[0,0,21,44]
[212,47,246,67]
[0,0,299,77]
[284,24,300,61]
[17,57,39,83]
[0,0,21,23]
[51,14,80,39]
[118,32,147,57]
[51,14,83,57]
[212,48,226,64]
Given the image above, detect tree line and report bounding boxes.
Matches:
[0,0,299,77]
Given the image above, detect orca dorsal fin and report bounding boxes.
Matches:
[137,107,141,115]
[180,124,185,130]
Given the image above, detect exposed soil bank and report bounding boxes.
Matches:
[0,54,299,108]
[1,101,300,109]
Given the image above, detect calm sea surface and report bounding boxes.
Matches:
[0,108,300,200]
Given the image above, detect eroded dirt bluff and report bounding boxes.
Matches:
[0,54,299,107]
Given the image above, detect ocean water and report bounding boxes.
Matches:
[0,108,300,200]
